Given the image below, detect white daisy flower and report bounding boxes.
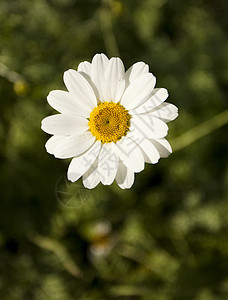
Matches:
[41,53,178,189]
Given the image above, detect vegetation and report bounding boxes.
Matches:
[0,0,228,299]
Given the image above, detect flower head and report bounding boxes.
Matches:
[41,54,178,189]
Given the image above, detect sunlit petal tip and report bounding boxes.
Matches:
[82,159,101,189]
[116,162,135,189]
[77,61,91,74]
[45,135,64,155]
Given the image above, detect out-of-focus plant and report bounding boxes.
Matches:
[0,0,228,299]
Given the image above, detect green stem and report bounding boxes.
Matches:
[28,233,82,278]
[0,62,24,83]
[171,109,228,152]
[98,0,120,57]
[109,285,152,297]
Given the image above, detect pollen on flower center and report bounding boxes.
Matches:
[88,102,131,143]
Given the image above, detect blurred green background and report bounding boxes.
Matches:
[1,0,228,299]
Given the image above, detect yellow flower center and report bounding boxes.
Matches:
[88,102,131,143]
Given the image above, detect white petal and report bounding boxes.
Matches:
[105,57,125,102]
[91,53,109,102]
[45,135,65,155]
[125,62,149,87]
[130,88,169,114]
[67,141,101,182]
[131,114,168,139]
[98,143,119,185]
[150,138,172,158]
[121,73,156,110]
[113,136,145,173]
[116,162,135,189]
[54,132,95,159]
[147,102,178,123]
[41,114,88,135]
[63,69,97,109]
[78,61,100,100]
[134,138,160,164]
[77,61,91,76]
[82,158,100,189]
[47,90,89,117]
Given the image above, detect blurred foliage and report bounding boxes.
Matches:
[1,0,228,299]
